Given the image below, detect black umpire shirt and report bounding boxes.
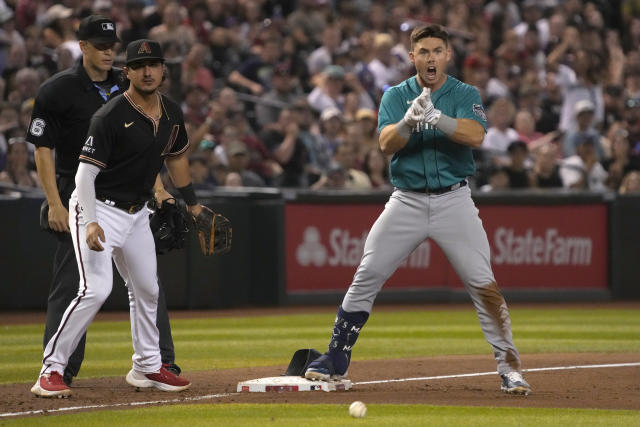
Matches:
[79,92,189,202]
[26,61,127,182]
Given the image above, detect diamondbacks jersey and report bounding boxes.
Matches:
[378,75,487,190]
[26,62,126,178]
[79,92,189,202]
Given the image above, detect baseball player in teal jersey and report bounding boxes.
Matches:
[305,24,531,395]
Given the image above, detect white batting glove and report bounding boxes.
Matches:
[420,87,442,126]
[403,95,426,131]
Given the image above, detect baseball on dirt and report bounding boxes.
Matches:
[349,401,367,418]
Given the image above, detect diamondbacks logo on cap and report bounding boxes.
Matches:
[138,42,152,54]
[102,22,115,31]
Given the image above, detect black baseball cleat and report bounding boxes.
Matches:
[500,372,531,395]
[162,363,181,376]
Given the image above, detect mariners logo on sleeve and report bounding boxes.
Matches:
[473,104,487,121]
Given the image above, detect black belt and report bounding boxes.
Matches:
[97,196,147,214]
[408,180,467,195]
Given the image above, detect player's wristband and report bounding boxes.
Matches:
[396,118,412,139]
[177,183,198,206]
[434,113,458,136]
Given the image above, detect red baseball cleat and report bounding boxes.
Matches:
[31,371,72,398]
[126,366,191,391]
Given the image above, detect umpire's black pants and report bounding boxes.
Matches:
[43,232,176,382]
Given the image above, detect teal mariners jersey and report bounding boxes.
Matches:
[378,75,487,190]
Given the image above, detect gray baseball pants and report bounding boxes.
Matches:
[342,185,522,375]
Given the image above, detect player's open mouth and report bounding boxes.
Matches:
[426,66,436,78]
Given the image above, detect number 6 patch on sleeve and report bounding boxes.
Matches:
[30,118,46,136]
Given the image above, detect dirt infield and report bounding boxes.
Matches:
[2,353,639,417]
[2,304,639,417]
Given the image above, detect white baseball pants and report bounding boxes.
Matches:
[41,192,161,376]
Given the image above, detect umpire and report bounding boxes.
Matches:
[26,15,180,386]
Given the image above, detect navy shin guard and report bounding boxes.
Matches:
[326,307,369,375]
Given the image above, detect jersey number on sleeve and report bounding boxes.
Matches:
[30,118,46,137]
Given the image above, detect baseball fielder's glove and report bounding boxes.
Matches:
[193,205,232,255]
[149,198,190,255]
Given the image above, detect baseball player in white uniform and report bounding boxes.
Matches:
[32,39,203,397]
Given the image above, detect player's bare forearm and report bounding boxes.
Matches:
[152,174,173,206]
[164,154,192,188]
[34,147,63,207]
[379,123,410,155]
[35,146,70,232]
[448,119,485,148]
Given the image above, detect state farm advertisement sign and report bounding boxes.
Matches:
[285,204,608,293]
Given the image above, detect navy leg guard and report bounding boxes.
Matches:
[305,307,369,380]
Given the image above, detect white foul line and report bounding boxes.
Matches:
[0,392,236,418]
[354,362,640,385]
[2,362,639,418]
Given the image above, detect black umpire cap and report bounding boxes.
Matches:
[77,15,119,43]
[126,39,165,66]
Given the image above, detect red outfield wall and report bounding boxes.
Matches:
[285,204,608,293]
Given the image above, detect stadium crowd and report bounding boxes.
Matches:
[1,0,640,194]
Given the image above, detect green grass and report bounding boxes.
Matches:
[1,308,640,384]
[5,404,639,426]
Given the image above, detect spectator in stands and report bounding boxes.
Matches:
[255,62,300,128]
[462,52,492,102]
[514,1,549,50]
[187,1,214,45]
[514,109,543,145]
[41,4,80,63]
[0,137,39,187]
[603,85,626,129]
[307,24,342,77]
[8,67,39,103]
[119,0,148,52]
[548,26,604,132]
[207,26,240,80]
[182,84,209,127]
[368,32,405,93]
[259,108,309,187]
[331,142,371,189]
[530,143,563,189]
[228,35,283,96]
[287,0,327,47]
[486,56,513,100]
[181,43,214,97]
[354,108,379,164]
[560,134,608,191]
[310,161,348,190]
[505,140,531,189]
[189,151,217,190]
[23,25,56,75]
[318,107,344,156]
[603,128,640,191]
[624,97,640,151]
[0,102,19,169]
[289,98,329,185]
[563,100,603,159]
[307,65,375,113]
[480,165,510,192]
[619,170,640,194]
[483,97,518,156]
[148,1,195,56]
[362,148,391,190]
[484,0,521,29]
[225,140,266,187]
